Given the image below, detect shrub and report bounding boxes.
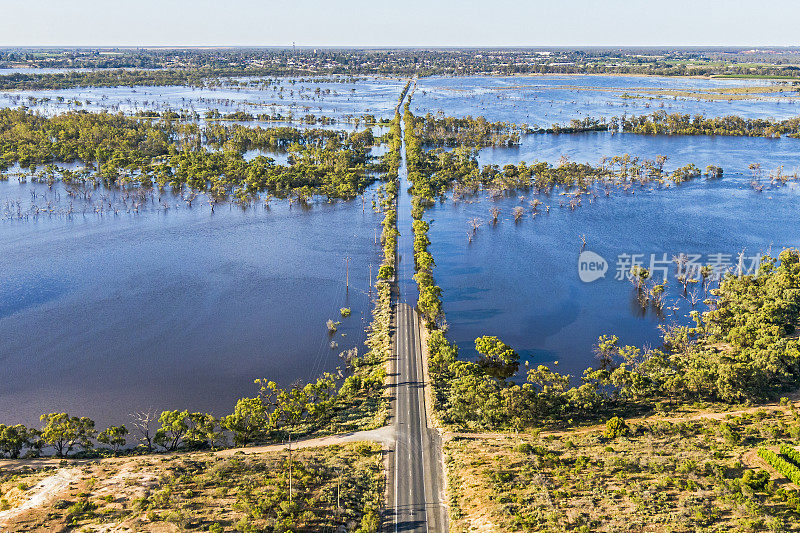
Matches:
[516,443,534,454]
[741,469,771,490]
[604,417,630,439]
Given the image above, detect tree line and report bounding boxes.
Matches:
[0,108,387,202]
[537,112,800,138]
[620,111,800,138]
[0,367,376,458]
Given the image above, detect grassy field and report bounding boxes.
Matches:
[446,406,800,532]
[0,443,383,532]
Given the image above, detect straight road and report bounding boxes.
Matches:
[387,302,447,532]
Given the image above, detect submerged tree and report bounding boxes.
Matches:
[475,336,520,380]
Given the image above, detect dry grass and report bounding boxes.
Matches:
[0,443,383,532]
[446,407,800,532]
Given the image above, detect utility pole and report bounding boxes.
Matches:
[288,433,292,504]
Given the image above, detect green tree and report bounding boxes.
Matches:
[475,336,519,380]
[0,424,31,458]
[185,413,222,449]
[604,417,630,439]
[39,413,96,458]
[97,425,128,452]
[154,410,190,451]
[223,396,270,446]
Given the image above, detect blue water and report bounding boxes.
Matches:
[414,75,800,127]
[0,179,383,428]
[426,174,800,379]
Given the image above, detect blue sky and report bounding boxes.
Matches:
[1,0,798,47]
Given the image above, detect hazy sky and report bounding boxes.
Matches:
[1,0,798,47]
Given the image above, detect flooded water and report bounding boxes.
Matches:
[426,176,800,379]
[1,73,798,425]
[414,75,800,126]
[0,76,407,124]
[477,131,800,173]
[0,178,383,428]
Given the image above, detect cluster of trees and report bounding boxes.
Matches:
[399,109,716,202]
[428,249,800,429]
[536,112,800,138]
[407,112,523,147]
[439,155,713,203]
[0,108,384,201]
[365,110,402,405]
[0,69,222,91]
[533,116,613,135]
[403,103,448,328]
[412,215,443,326]
[404,109,483,198]
[202,109,338,126]
[621,112,800,138]
[0,68,363,91]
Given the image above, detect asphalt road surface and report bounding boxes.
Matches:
[387,302,447,532]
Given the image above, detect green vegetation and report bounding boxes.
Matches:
[622,111,800,138]
[447,409,800,532]
[0,424,39,458]
[476,155,708,196]
[477,111,800,139]
[39,413,95,458]
[403,101,453,328]
[365,107,402,417]
[0,69,366,91]
[0,363,376,457]
[0,444,383,532]
[402,113,714,209]
[0,108,383,202]
[760,447,800,485]
[407,112,524,147]
[781,443,800,466]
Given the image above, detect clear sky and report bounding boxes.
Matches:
[1,0,798,47]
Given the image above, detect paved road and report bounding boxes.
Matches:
[387,302,447,532]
